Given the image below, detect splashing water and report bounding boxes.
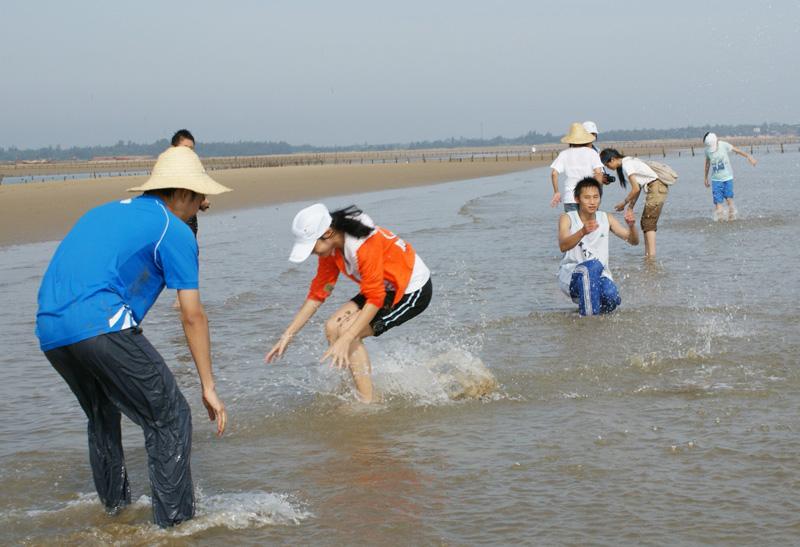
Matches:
[371,342,499,404]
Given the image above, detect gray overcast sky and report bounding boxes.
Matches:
[1,0,798,148]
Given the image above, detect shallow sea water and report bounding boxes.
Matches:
[1,151,799,545]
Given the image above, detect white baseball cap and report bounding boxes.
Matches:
[704,132,719,152]
[582,121,599,135]
[289,203,332,263]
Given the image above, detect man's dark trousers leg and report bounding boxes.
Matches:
[45,328,194,527]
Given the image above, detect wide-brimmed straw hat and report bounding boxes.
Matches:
[561,122,596,145]
[127,146,232,195]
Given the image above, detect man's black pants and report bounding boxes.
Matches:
[45,328,194,527]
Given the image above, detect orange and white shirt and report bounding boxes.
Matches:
[307,213,430,308]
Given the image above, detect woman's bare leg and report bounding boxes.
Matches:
[325,302,375,403]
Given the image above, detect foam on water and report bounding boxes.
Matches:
[307,345,499,408]
[371,342,499,404]
[6,488,310,544]
[173,490,311,534]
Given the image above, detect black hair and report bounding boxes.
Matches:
[702,131,710,142]
[143,188,200,200]
[330,205,373,238]
[573,177,603,201]
[599,148,627,189]
[171,129,195,147]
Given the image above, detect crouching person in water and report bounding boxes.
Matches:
[266,204,432,403]
[35,146,229,527]
[557,177,639,316]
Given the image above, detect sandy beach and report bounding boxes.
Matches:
[0,159,543,247]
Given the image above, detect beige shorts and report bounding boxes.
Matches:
[641,179,668,232]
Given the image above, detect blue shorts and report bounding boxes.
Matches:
[712,179,734,204]
[569,259,621,316]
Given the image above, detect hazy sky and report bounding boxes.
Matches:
[1,0,797,148]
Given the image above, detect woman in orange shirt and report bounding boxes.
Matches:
[266,204,432,403]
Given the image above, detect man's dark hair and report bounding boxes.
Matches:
[171,129,195,147]
[573,177,603,200]
[143,188,200,200]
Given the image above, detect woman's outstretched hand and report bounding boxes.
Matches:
[320,335,353,369]
[265,334,292,364]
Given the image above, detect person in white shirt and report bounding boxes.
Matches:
[557,177,639,316]
[583,121,615,186]
[550,123,604,212]
[703,132,757,221]
[600,148,667,259]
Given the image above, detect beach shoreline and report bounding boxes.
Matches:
[4,135,793,248]
[0,159,544,247]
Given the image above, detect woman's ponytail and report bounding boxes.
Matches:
[330,205,374,238]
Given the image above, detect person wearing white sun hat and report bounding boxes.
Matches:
[583,120,615,186]
[582,120,599,136]
[549,122,605,212]
[703,132,757,221]
[35,145,231,527]
[266,203,432,404]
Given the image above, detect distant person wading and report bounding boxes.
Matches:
[171,129,211,235]
[549,123,605,212]
[600,148,669,259]
[702,132,758,221]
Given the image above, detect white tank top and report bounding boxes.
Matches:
[558,211,612,289]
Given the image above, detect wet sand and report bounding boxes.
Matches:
[0,159,542,246]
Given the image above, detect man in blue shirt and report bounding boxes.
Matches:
[36,146,231,527]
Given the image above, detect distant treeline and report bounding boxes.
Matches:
[1,122,797,162]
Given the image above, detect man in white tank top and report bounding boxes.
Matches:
[557,177,639,316]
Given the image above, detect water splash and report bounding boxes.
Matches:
[6,488,310,545]
[371,343,499,404]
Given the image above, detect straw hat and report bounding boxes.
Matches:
[128,146,232,195]
[561,122,596,145]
